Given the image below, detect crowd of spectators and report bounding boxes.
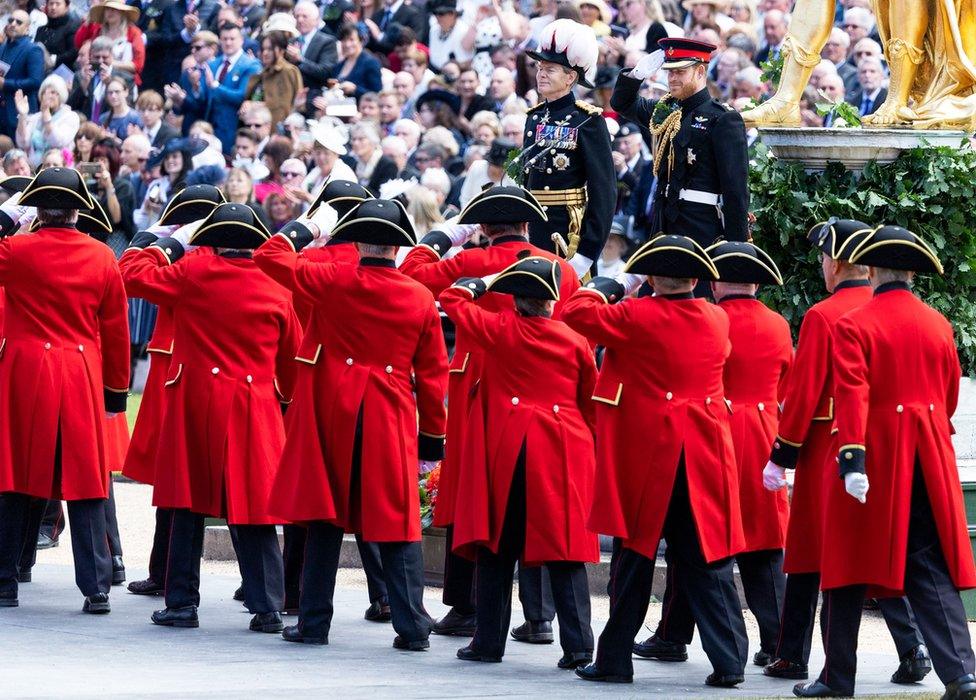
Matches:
[0,0,954,297]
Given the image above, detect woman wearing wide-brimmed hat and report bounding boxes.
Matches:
[74,0,145,84]
[133,137,206,230]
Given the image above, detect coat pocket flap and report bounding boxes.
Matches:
[164,363,183,387]
[296,342,322,365]
[592,382,623,406]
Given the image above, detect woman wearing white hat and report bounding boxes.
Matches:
[298,120,358,203]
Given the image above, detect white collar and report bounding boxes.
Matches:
[219,50,244,70]
[386,0,404,15]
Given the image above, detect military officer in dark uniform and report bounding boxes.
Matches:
[610,38,749,248]
[520,19,615,278]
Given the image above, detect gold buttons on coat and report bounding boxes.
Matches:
[246,375,253,383]
[758,403,765,411]
[78,344,84,352]
[44,342,51,349]
[896,404,904,413]
[553,405,559,413]
[385,366,393,374]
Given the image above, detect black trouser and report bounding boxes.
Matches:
[816,466,976,695]
[104,481,122,557]
[39,498,64,540]
[654,547,786,655]
[17,497,47,573]
[299,521,430,642]
[165,509,284,613]
[595,464,748,678]
[148,508,174,584]
[471,450,592,658]
[283,524,388,609]
[0,493,112,598]
[442,525,476,613]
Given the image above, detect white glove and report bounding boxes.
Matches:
[844,472,869,504]
[630,49,665,81]
[568,253,594,277]
[435,218,481,247]
[763,461,787,491]
[0,191,32,223]
[615,272,644,296]
[146,222,178,237]
[171,219,204,247]
[307,203,339,240]
[419,459,438,475]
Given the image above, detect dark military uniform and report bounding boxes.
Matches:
[520,92,616,262]
[610,73,749,246]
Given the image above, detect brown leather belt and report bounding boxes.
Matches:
[529,187,586,207]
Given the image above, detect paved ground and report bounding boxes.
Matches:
[0,482,953,698]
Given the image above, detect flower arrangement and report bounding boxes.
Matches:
[419,464,441,530]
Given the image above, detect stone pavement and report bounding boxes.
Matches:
[0,561,947,699]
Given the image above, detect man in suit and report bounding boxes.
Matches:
[820,27,859,95]
[136,90,179,148]
[179,23,260,155]
[210,0,263,36]
[67,37,135,126]
[846,56,888,118]
[288,1,338,116]
[612,123,646,215]
[0,10,43,139]
[754,9,788,66]
[148,0,219,93]
[365,0,424,56]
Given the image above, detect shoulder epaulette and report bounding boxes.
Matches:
[576,100,602,115]
[527,101,545,113]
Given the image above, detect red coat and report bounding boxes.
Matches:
[74,23,146,83]
[120,247,213,485]
[562,291,744,563]
[719,297,792,552]
[0,228,130,500]
[294,243,360,327]
[822,286,976,593]
[399,238,580,526]
[254,236,448,542]
[439,286,599,565]
[774,281,872,573]
[122,247,301,524]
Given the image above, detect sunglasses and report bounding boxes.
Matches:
[191,44,208,51]
[7,17,24,24]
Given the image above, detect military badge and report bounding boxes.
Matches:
[535,125,578,150]
[553,153,570,170]
[687,149,696,165]
[692,116,709,130]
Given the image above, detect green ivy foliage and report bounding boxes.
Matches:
[749,140,976,374]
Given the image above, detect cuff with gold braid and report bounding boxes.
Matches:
[838,444,866,477]
[278,221,316,252]
[418,230,452,258]
[581,276,625,303]
[150,237,185,264]
[769,436,801,470]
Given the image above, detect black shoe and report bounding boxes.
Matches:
[233,585,245,602]
[250,612,284,633]
[891,644,932,684]
[574,663,633,684]
[632,634,688,661]
[83,593,111,614]
[754,650,773,667]
[151,605,199,628]
[111,556,126,585]
[558,652,593,670]
[432,607,477,637]
[281,624,327,645]
[456,645,502,663]
[793,680,844,697]
[764,658,809,680]
[393,635,429,651]
[364,600,392,622]
[36,532,58,550]
[17,570,31,583]
[0,592,18,607]
[510,620,554,644]
[705,672,744,688]
[127,578,165,596]
[943,674,976,700]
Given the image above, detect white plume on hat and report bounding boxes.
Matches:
[537,19,600,86]
[379,178,419,201]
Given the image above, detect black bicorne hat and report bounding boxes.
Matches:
[330,198,416,247]
[488,255,561,301]
[457,185,548,225]
[309,179,374,220]
[807,218,873,262]
[27,198,113,239]
[19,167,95,209]
[624,234,719,280]
[189,202,272,249]
[158,184,226,226]
[0,175,32,194]
[705,240,783,285]
[848,225,943,274]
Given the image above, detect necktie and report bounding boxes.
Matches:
[380,9,393,29]
[92,76,102,122]
[217,59,231,83]
[861,96,872,116]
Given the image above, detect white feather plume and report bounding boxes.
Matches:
[537,19,600,84]
[379,178,419,201]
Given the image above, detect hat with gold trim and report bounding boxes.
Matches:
[330,198,416,247]
[807,218,872,262]
[487,255,561,301]
[188,202,271,249]
[624,234,719,279]
[659,37,717,70]
[705,240,783,285]
[848,225,943,274]
[309,179,373,220]
[457,185,547,225]
[158,184,226,226]
[27,198,113,239]
[19,167,94,209]
[0,175,31,194]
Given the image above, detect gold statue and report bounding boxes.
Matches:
[742,0,976,130]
